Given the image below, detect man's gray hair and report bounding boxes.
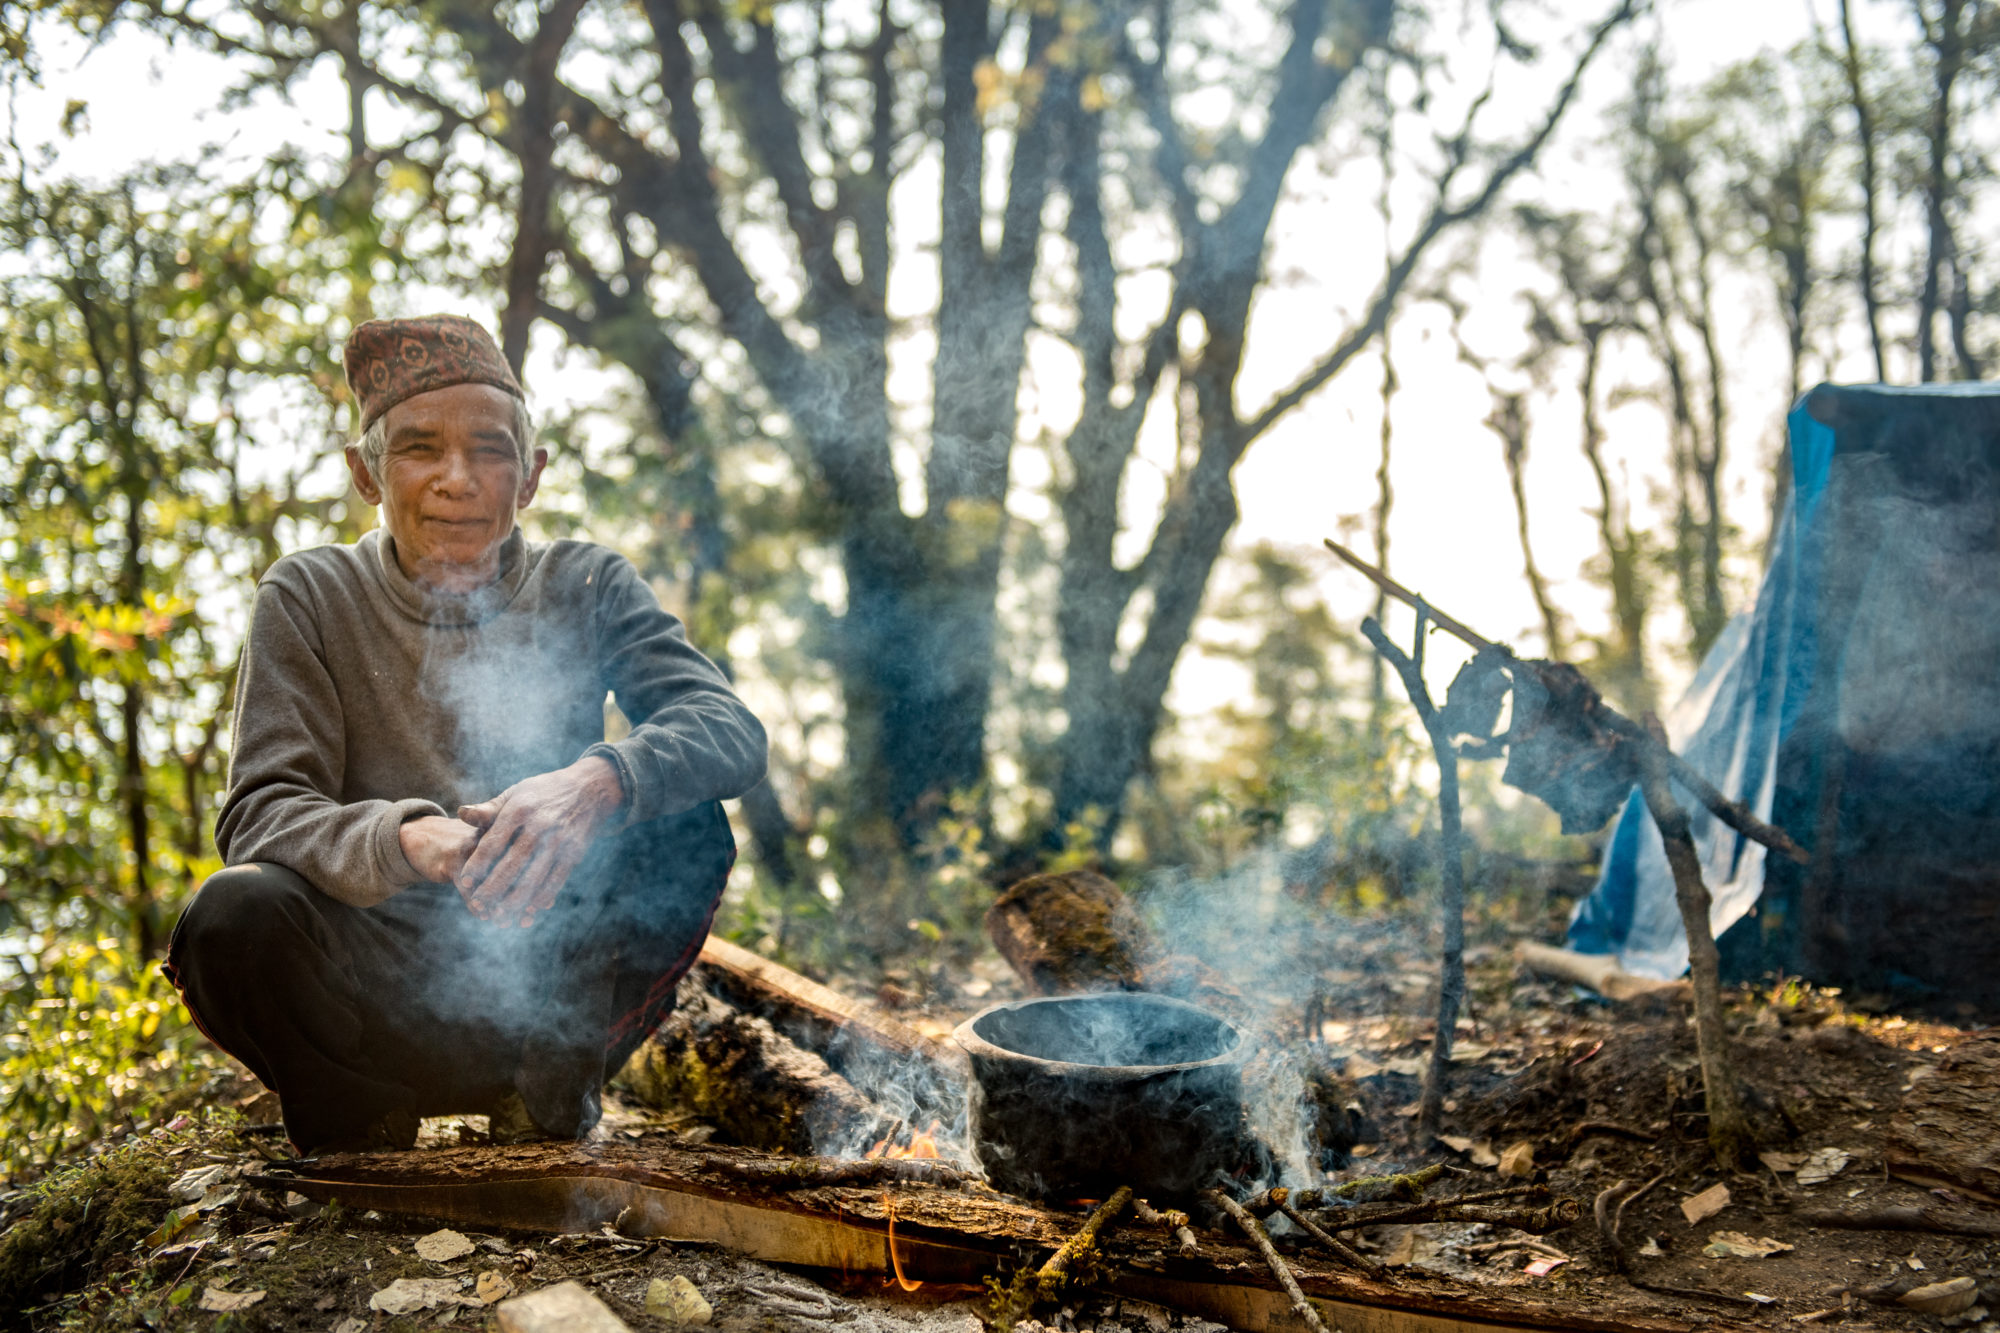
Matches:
[353,396,538,484]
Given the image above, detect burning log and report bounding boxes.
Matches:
[986,871,1153,995]
[618,981,881,1155]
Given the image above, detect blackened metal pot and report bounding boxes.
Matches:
[953,992,1248,1201]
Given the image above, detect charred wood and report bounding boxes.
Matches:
[619,980,880,1155]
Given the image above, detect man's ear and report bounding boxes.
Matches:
[345,445,383,505]
[517,447,549,509]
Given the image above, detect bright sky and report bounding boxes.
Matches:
[11,0,1879,734]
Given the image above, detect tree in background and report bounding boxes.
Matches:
[85,0,1637,919]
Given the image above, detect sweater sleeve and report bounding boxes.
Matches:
[214,580,445,906]
[581,554,768,826]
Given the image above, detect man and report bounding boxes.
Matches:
[167,315,767,1154]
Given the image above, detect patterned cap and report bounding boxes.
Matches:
[343,315,525,430]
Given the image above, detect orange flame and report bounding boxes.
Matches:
[864,1120,941,1160]
[884,1189,922,1292]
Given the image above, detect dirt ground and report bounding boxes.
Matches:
[5,900,1996,1333]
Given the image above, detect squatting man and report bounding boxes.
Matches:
[166,316,768,1154]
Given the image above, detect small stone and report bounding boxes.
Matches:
[497,1280,633,1333]
[415,1228,476,1262]
[646,1275,713,1325]
[369,1277,464,1315]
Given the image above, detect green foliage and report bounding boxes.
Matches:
[0,940,227,1180]
[0,1112,224,1321]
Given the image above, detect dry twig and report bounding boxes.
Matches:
[1275,1197,1382,1276]
[1204,1190,1331,1333]
[1133,1199,1198,1256]
[719,1157,971,1189]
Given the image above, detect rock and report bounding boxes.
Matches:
[646,1274,713,1325]
[1681,1182,1731,1225]
[496,1280,634,1333]
[369,1277,467,1315]
[1902,1278,1981,1316]
[415,1228,476,1262]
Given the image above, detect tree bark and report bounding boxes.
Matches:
[1838,0,1888,382]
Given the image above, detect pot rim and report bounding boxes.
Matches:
[951,991,1246,1081]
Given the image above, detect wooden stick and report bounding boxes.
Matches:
[1036,1186,1133,1300]
[1274,1198,1382,1276]
[1360,614,1468,1145]
[1635,717,1753,1172]
[1325,538,1499,653]
[1794,1205,2000,1238]
[1133,1199,1198,1256]
[1204,1190,1331,1333]
[1244,1164,1451,1214]
[1324,537,1810,865]
[719,1156,971,1189]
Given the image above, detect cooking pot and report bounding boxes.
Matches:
[952,992,1249,1201]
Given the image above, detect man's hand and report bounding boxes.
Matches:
[453,755,625,927]
[400,815,481,885]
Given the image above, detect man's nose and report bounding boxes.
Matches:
[434,448,476,493]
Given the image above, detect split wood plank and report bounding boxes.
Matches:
[258,1141,1725,1333]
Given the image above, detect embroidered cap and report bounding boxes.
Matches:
[343,315,525,430]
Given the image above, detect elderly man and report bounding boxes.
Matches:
[166,315,767,1154]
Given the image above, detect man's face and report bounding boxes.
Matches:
[345,382,548,592]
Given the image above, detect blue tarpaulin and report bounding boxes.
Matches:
[1567,382,2000,987]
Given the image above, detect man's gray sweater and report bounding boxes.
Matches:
[215,528,767,906]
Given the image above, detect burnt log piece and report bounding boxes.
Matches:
[986,870,1156,995]
[617,980,880,1155]
[1887,1034,2000,1203]
[690,935,966,1131]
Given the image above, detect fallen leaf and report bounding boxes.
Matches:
[1344,1055,1384,1079]
[1702,1232,1794,1259]
[198,1287,266,1313]
[1638,1237,1665,1258]
[1681,1183,1732,1226]
[1524,1257,1567,1277]
[1758,1151,1803,1175]
[646,1274,713,1325]
[1449,1043,1493,1062]
[476,1271,516,1304]
[1796,1148,1851,1187]
[1498,1141,1536,1178]
[1438,1135,1500,1167]
[1901,1278,1979,1316]
[1745,1293,1779,1306]
[168,1165,233,1202]
[144,1206,202,1251]
[415,1228,475,1263]
[369,1277,464,1315]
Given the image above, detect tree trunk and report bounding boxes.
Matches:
[1917,0,1967,383]
[1838,0,1888,381]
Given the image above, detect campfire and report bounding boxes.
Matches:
[255,899,1595,1333]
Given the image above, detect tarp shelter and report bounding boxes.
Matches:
[1570,382,2000,1004]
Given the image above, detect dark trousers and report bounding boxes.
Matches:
[166,803,733,1153]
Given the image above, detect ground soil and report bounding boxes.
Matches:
[5,899,1996,1333]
